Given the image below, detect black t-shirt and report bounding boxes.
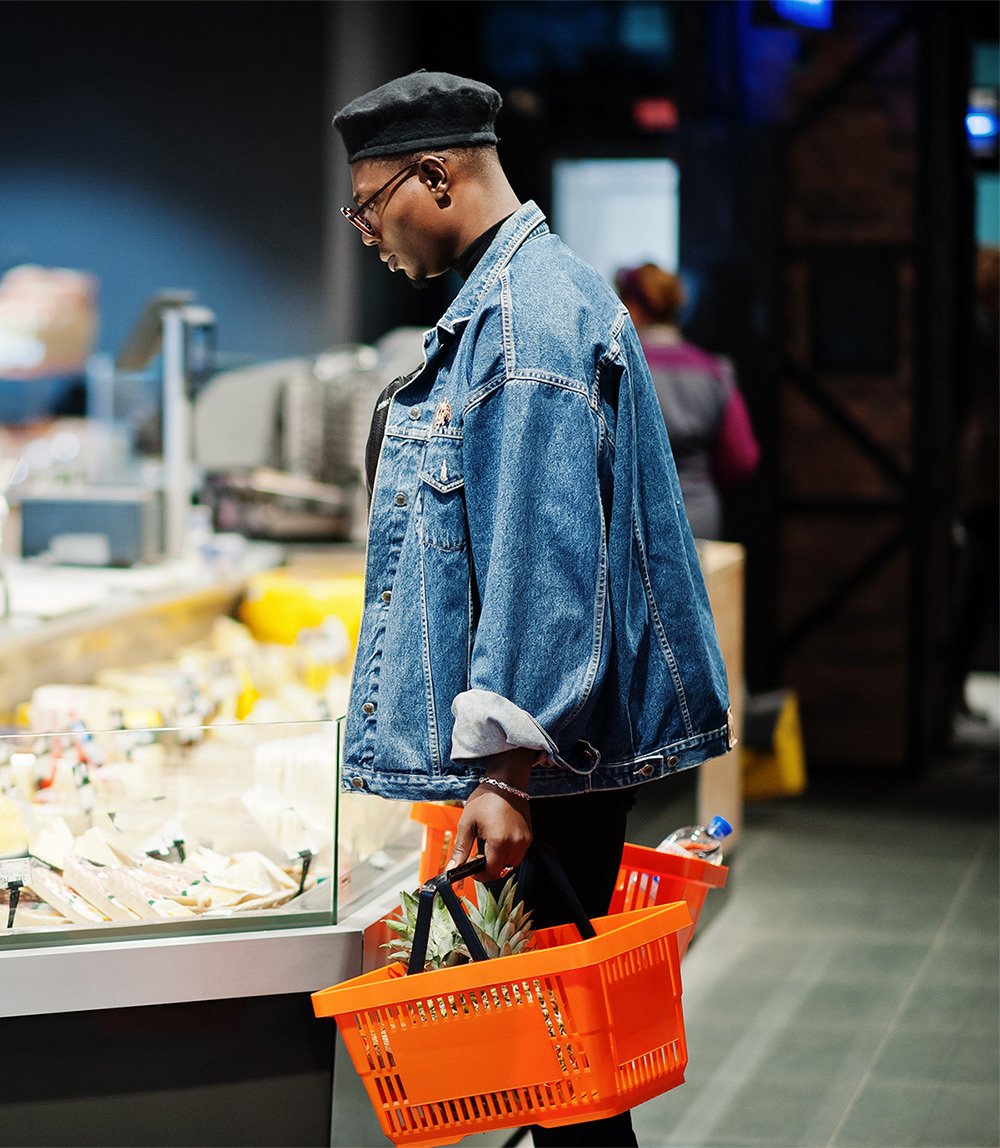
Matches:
[365,368,419,497]
[449,215,509,282]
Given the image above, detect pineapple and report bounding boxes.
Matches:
[464,874,535,959]
[383,887,468,969]
[383,874,534,971]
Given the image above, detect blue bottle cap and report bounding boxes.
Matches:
[707,815,733,839]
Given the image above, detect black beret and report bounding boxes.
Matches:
[333,70,501,164]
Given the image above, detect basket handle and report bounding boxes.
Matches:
[407,856,490,975]
[406,847,598,976]
[517,843,597,942]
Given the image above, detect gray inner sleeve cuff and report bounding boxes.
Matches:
[450,689,559,762]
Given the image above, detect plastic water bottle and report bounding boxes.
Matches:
[656,815,733,864]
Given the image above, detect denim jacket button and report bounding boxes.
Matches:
[394,492,408,507]
[639,763,655,777]
[362,702,376,715]
[408,406,421,420]
[667,755,679,767]
[350,776,366,789]
[380,590,392,603]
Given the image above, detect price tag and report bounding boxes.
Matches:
[0,857,30,888]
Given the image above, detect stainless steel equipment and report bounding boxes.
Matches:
[193,345,385,542]
[115,291,217,559]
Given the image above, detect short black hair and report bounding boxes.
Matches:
[368,145,498,174]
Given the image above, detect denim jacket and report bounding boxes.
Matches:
[343,202,733,801]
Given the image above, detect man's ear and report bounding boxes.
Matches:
[419,156,450,198]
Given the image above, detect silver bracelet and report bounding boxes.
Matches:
[479,776,530,801]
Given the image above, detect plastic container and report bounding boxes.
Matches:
[238,568,364,647]
[312,871,692,1148]
[657,815,733,864]
[609,842,728,959]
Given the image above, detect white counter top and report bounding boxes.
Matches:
[0,542,285,718]
[2,543,283,624]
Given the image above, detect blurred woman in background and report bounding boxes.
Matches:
[617,262,760,539]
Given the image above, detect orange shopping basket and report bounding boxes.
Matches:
[410,802,728,959]
[611,842,728,959]
[312,851,693,1148]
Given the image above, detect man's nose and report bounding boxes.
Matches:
[361,229,379,247]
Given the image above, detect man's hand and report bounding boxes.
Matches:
[447,747,536,880]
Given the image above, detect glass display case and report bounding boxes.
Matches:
[0,716,424,948]
[0,552,429,1145]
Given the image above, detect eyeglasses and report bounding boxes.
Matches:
[341,162,421,237]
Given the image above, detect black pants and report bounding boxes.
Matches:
[519,789,639,1148]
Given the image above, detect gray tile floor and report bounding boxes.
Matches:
[614,673,1000,1148]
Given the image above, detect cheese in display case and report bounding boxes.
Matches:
[0,719,338,935]
[0,593,427,942]
[0,714,423,941]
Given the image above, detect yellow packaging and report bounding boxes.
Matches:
[742,691,808,800]
[238,569,364,649]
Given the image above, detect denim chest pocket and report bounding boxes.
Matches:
[418,436,467,551]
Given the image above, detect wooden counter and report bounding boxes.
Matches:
[696,540,745,840]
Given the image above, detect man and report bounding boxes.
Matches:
[333,70,732,1148]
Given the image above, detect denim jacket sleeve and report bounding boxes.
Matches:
[450,369,609,770]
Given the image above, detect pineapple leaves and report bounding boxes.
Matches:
[382,874,535,971]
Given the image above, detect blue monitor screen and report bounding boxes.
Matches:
[772,0,834,31]
[967,88,999,161]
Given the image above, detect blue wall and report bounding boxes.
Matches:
[2,165,323,364]
[977,175,1000,245]
[0,3,329,365]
